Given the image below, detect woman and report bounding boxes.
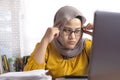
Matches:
[24,6,93,79]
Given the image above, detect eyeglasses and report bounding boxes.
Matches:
[62,27,82,36]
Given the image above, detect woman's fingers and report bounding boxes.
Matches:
[83,23,93,30]
[82,23,93,36]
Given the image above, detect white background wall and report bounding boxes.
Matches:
[21,0,120,56]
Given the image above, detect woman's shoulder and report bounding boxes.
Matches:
[84,38,92,51]
[85,38,92,44]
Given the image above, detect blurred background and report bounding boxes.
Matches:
[0,0,120,58]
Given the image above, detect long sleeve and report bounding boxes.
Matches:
[24,43,48,71]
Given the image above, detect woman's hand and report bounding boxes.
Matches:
[42,27,60,44]
[82,23,93,36]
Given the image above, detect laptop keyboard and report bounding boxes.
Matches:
[56,76,88,80]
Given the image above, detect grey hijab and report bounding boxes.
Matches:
[53,6,86,59]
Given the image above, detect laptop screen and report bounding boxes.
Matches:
[88,11,120,80]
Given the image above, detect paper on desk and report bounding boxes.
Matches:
[0,69,52,80]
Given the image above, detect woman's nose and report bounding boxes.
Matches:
[69,32,76,39]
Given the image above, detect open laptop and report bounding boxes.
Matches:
[88,11,120,80]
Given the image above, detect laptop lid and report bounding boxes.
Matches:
[88,11,120,80]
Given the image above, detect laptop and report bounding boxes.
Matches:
[88,11,120,80]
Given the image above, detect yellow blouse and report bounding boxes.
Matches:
[24,39,92,79]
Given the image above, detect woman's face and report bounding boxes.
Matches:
[59,18,82,49]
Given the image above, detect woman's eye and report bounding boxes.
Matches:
[66,30,71,33]
[63,29,71,32]
[75,30,81,33]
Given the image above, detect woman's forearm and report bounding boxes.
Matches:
[33,38,49,64]
[33,27,59,64]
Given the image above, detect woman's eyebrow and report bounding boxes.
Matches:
[64,27,72,29]
[64,26,81,29]
[75,28,81,30]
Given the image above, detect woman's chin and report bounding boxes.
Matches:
[66,45,75,49]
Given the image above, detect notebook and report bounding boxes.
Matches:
[88,11,120,80]
[0,70,52,80]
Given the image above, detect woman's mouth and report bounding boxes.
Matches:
[68,41,76,45]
